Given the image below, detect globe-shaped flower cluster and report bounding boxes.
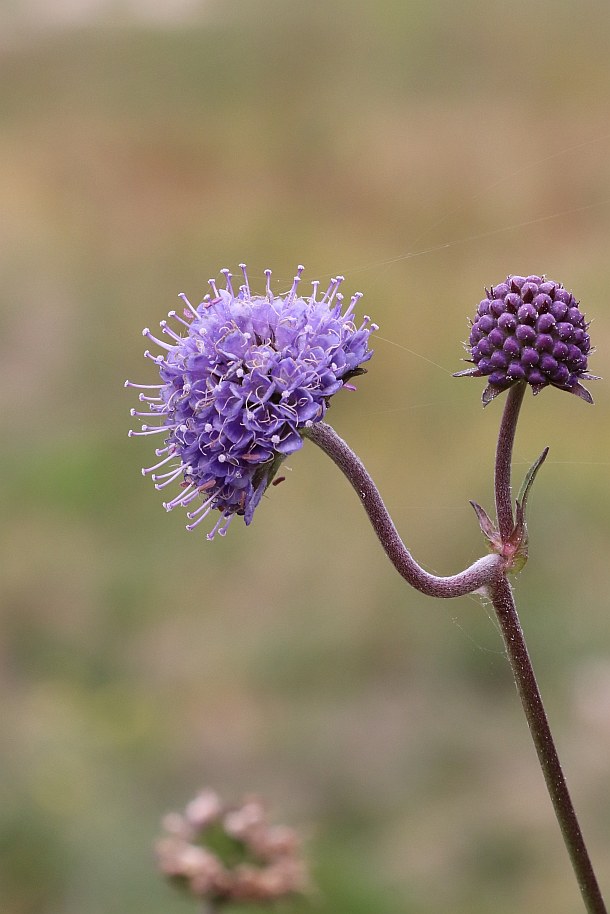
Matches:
[128,266,376,538]
[456,275,596,405]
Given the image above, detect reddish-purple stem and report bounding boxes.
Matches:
[309,406,606,913]
[495,381,526,539]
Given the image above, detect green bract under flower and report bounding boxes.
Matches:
[128,266,377,538]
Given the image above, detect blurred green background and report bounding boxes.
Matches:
[1,1,610,912]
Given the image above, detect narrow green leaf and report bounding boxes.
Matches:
[516,446,549,519]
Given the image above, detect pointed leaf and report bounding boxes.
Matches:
[481,384,504,406]
[453,366,478,378]
[470,500,499,545]
[570,382,594,404]
[516,446,549,521]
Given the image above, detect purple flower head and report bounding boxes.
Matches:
[455,275,598,405]
[127,265,377,538]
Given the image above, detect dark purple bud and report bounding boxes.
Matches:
[533,294,552,313]
[554,287,572,304]
[508,361,526,380]
[556,322,574,341]
[489,370,510,386]
[536,312,556,333]
[567,343,583,363]
[551,301,568,320]
[571,328,584,345]
[539,354,557,373]
[516,324,536,344]
[504,292,522,312]
[456,274,596,403]
[492,283,510,299]
[527,368,545,385]
[517,303,537,324]
[539,281,556,295]
[498,312,517,332]
[488,327,505,348]
[477,314,495,334]
[490,350,509,369]
[551,364,570,384]
[503,336,521,357]
[553,341,569,360]
[567,306,582,324]
[521,347,539,366]
[520,282,538,303]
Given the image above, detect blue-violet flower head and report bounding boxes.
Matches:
[127,266,377,538]
[455,274,597,405]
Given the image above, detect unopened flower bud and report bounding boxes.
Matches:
[455,275,597,404]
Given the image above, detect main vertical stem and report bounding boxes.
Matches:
[491,577,606,914]
[492,382,605,912]
[494,381,526,540]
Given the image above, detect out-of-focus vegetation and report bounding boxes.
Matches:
[1,1,609,912]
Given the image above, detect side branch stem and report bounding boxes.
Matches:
[490,576,606,914]
[495,381,527,540]
[307,422,502,598]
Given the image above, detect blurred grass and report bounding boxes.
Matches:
[1,1,610,912]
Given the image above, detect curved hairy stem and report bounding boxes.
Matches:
[307,422,502,598]
[309,415,606,912]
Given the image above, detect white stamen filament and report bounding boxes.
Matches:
[167,309,191,328]
[130,408,169,418]
[160,320,183,342]
[142,453,176,475]
[128,426,168,437]
[163,484,195,511]
[239,263,250,296]
[287,265,305,305]
[152,465,185,482]
[154,469,186,490]
[221,268,233,295]
[186,492,217,520]
[144,350,165,365]
[143,328,173,351]
[207,512,233,540]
